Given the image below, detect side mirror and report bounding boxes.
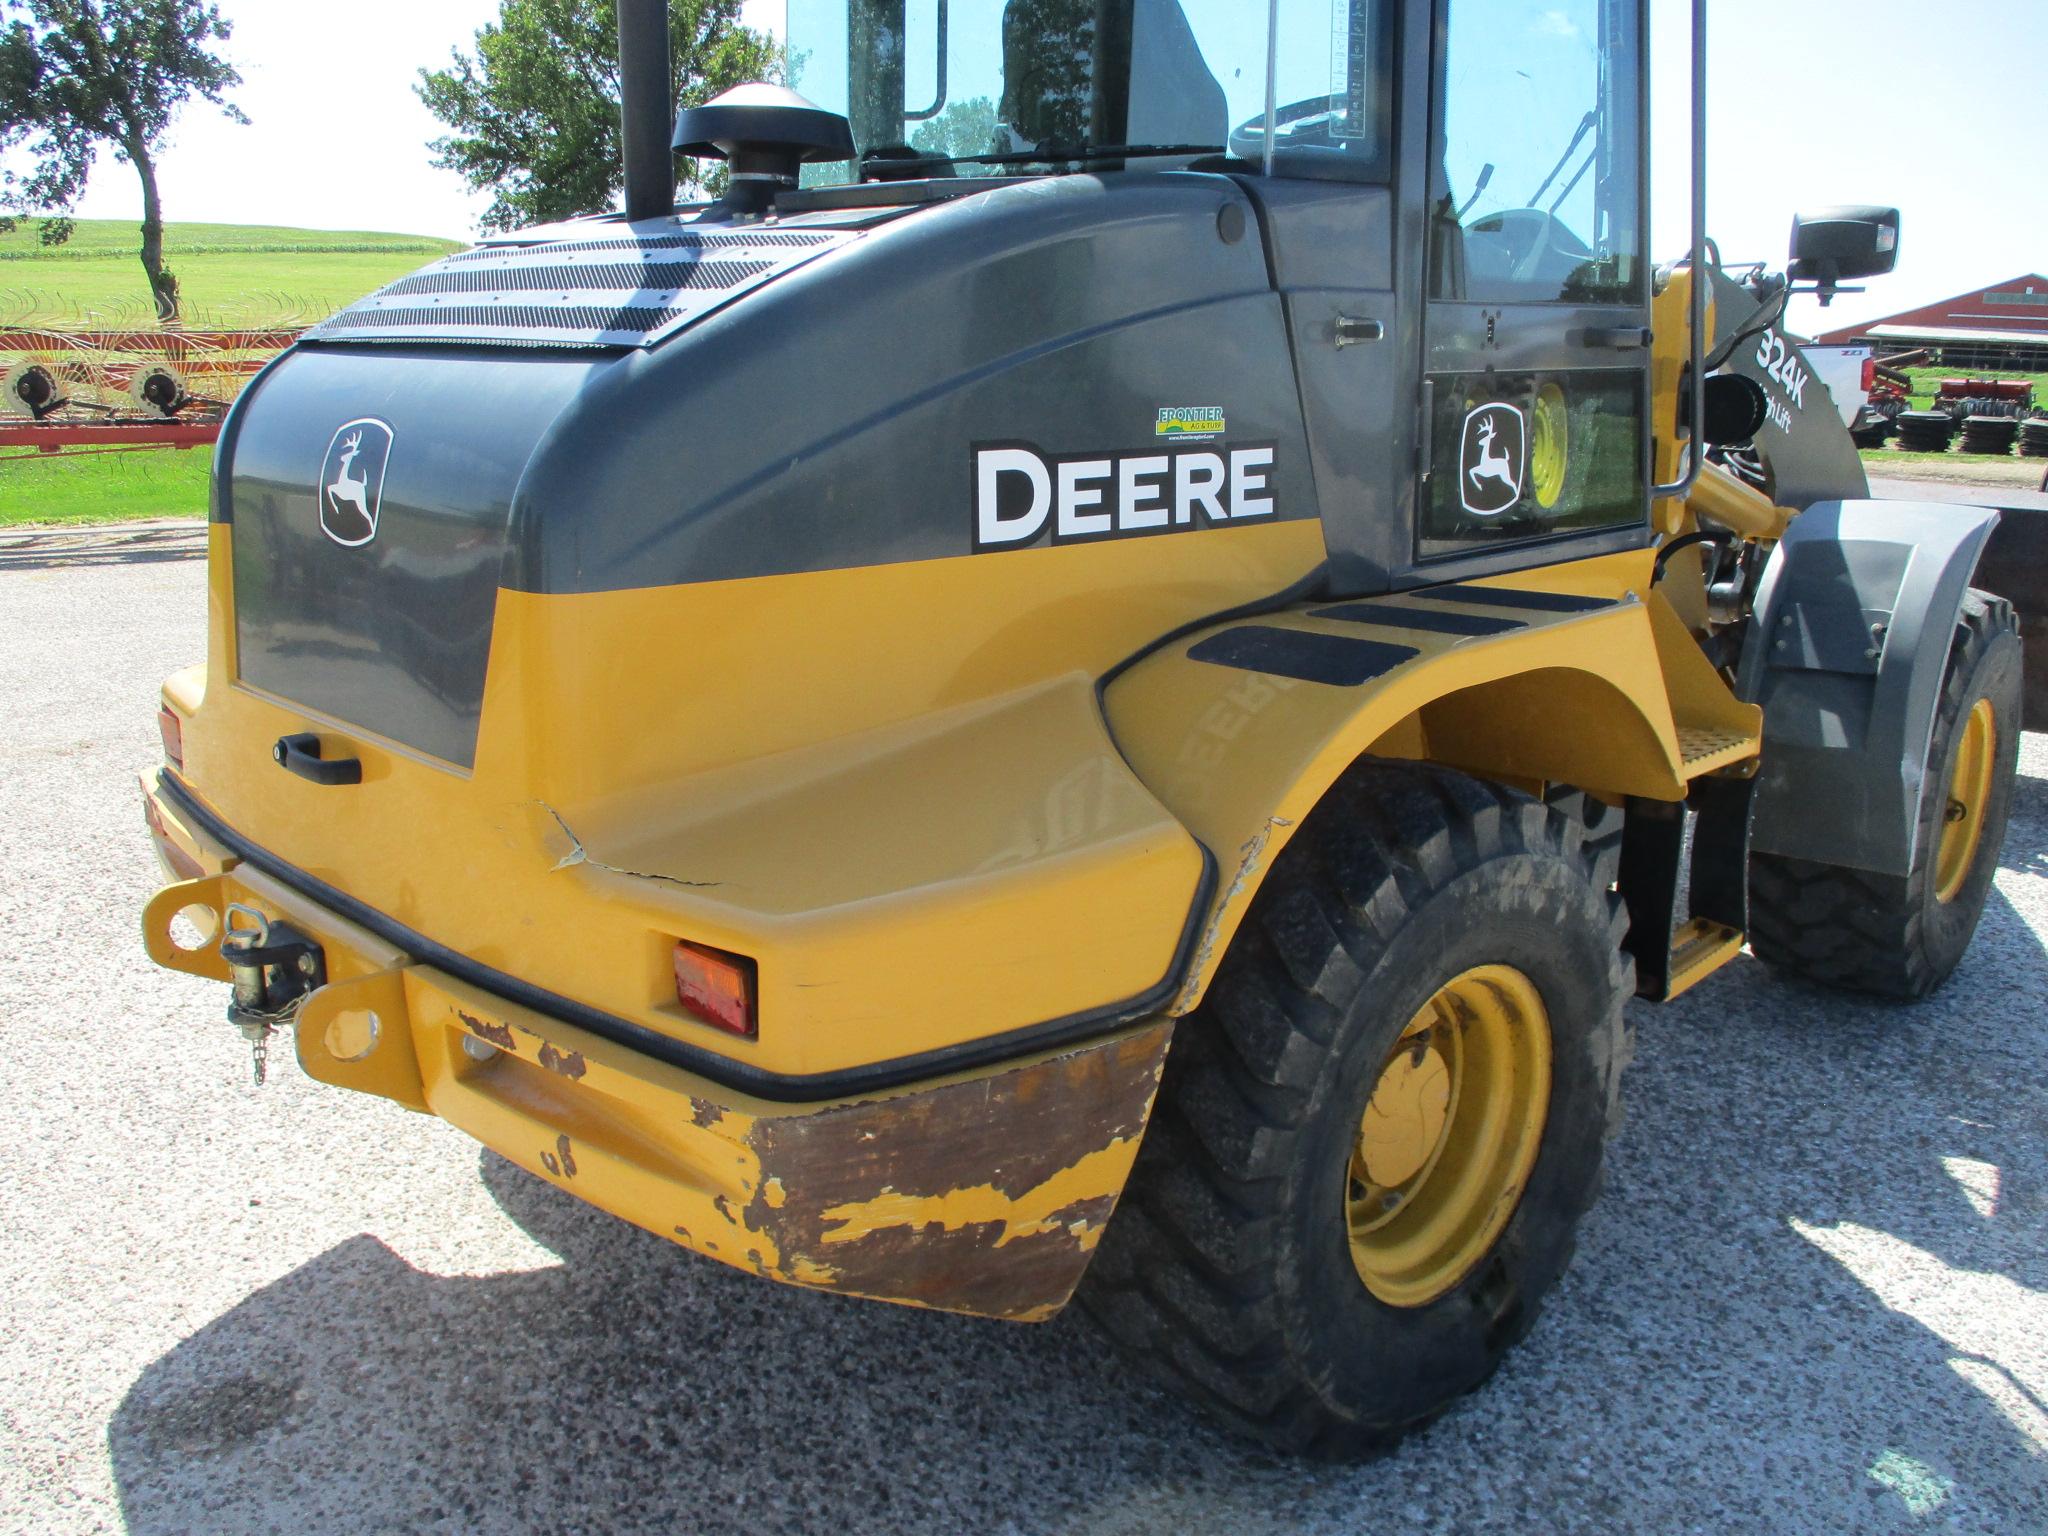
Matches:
[1788,206,1901,305]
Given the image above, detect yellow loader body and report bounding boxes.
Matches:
[143,518,1758,1320]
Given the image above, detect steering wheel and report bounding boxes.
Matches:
[1227,95,1346,161]
[1465,208,1578,284]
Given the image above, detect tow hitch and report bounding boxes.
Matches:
[219,903,326,1084]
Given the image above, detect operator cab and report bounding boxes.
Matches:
[786,0,1652,592]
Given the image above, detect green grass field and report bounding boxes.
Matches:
[0,448,211,526]
[0,217,462,328]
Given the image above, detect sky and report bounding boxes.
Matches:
[19,0,2047,335]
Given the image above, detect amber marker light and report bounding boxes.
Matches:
[673,940,757,1037]
[157,706,184,770]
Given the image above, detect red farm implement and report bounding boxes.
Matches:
[1,326,297,458]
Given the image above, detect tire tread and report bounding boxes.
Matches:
[1079,763,1632,1456]
[1748,590,2020,1000]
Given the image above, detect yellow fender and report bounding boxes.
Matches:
[1102,551,1760,1012]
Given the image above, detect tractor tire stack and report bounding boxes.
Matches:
[1957,396,2021,420]
[2021,417,2048,459]
[1895,410,1958,454]
[1960,415,2019,457]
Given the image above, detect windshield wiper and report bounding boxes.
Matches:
[1528,112,1596,206]
[915,142,1225,168]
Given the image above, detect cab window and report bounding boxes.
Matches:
[787,1,1393,185]
[1430,0,1643,303]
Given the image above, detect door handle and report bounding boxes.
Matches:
[273,732,362,786]
[1334,315,1385,348]
[1418,379,1436,480]
[1578,325,1652,350]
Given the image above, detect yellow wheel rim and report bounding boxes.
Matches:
[1934,698,1996,904]
[1346,965,1552,1308]
[1529,383,1569,509]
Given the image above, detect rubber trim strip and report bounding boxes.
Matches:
[1408,584,1617,614]
[157,771,1213,1105]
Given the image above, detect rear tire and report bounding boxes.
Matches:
[1079,764,1632,1458]
[1748,589,2022,999]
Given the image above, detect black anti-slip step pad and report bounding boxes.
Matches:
[1311,602,1526,636]
[1188,626,1419,686]
[1407,583,1617,614]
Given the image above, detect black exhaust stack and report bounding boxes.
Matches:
[617,0,674,222]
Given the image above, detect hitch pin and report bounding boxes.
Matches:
[221,903,278,1086]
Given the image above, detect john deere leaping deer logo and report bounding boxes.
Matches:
[317,418,394,547]
[1459,402,1526,518]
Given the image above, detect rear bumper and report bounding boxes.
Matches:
[140,773,1171,1321]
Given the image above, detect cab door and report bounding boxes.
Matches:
[1411,0,1652,577]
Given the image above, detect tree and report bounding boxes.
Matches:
[910,97,1000,162]
[418,0,777,235]
[0,0,244,321]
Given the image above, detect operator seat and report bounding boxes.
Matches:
[1000,0,1225,149]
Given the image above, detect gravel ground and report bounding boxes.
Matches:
[3,540,2044,1535]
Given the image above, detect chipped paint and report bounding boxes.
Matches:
[1172,815,1293,1013]
[688,1099,725,1131]
[537,1042,586,1079]
[815,1140,1139,1249]
[419,971,1172,1320]
[731,1024,1175,1319]
[456,1010,516,1051]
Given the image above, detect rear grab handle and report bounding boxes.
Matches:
[273,732,362,786]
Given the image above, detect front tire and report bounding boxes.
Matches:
[1080,764,1632,1458]
[1748,589,2022,999]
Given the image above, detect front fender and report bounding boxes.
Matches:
[1737,499,2000,876]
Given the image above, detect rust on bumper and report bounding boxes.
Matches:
[737,1026,1171,1319]
[139,778,1173,1322]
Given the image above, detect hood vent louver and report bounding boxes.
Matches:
[305,223,858,350]
[382,260,773,297]
[443,230,834,260]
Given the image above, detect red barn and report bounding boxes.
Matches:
[1817,274,2048,371]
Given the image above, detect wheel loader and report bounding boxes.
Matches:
[138,0,2023,1457]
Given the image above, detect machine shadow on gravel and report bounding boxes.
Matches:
[106,887,2048,1535]
[2001,769,2048,879]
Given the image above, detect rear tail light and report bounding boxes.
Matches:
[157,706,184,770]
[673,940,757,1037]
[1861,356,1877,393]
